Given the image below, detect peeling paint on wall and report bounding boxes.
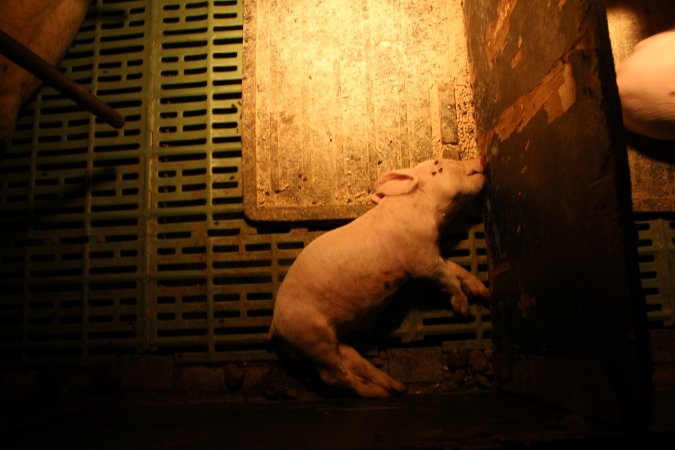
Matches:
[495,58,576,141]
[510,35,523,69]
[486,0,518,69]
[475,0,601,157]
[546,0,568,9]
[477,50,581,156]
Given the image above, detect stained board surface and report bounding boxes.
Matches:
[242,0,477,220]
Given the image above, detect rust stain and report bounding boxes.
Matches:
[518,290,537,318]
[486,0,518,68]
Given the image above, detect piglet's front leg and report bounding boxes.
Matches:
[429,258,490,316]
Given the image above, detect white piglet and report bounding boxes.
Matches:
[616,29,675,140]
[269,158,490,398]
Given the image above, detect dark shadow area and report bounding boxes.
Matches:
[0,166,122,253]
[625,131,675,163]
[1,385,673,450]
[605,0,675,38]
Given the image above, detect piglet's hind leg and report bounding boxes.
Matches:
[316,343,407,398]
[337,343,406,396]
[275,309,403,397]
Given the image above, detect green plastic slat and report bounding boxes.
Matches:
[635,217,675,327]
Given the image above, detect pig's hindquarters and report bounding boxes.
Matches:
[271,281,407,397]
[616,30,675,140]
[269,223,408,397]
[0,0,90,140]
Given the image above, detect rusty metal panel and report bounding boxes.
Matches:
[241,0,479,221]
[464,0,652,425]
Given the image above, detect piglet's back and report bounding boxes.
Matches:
[275,214,408,319]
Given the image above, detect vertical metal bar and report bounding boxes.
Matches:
[142,0,161,353]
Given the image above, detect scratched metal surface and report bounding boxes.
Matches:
[241,0,479,221]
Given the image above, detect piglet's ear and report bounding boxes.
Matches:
[373,169,418,198]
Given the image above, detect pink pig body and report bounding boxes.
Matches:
[616,29,675,140]
[0,0,90,141]
[269,158,489,397]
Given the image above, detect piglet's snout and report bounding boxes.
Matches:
[463,158,485,176]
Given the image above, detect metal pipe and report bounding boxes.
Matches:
[0,28,125,129]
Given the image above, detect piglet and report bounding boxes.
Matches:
[269,158,490,397]
[0,0,90,141]
[616,29,675,140]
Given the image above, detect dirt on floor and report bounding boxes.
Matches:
[0,347,494,403]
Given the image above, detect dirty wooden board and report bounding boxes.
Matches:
[605,0,675,212]
[465,0,652,426]
[242,0,477,221]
